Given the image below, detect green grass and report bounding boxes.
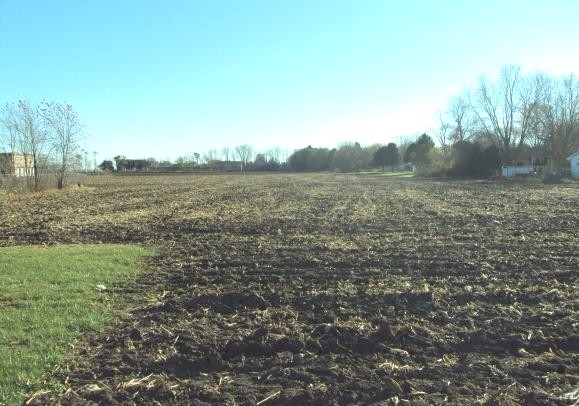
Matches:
[0,244,150,405]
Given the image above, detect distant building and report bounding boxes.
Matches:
[517,147,553,174]
[210,160,245,171]
[0,153,34,177]
[567,150,579,178]
[502,147,553,177]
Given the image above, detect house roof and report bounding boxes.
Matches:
[567,150,579,161]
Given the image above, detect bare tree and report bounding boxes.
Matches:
[279,148,290,164]
[235,144,254,164]
[395,135,414,163]
[264,147,283,163]
[2,101,49,190]
[40,101,84,189]
[221,147,230,162]
[553,74,579,162]
[525,73,553,147]
[529,73,579,166]
[203,149,219,167]
[435,113,452,163]
[472,65,539,164]
[448,93,476,143]
[0,104,19,154]
[435,114,451,148]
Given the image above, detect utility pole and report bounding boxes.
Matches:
[83,150,88,172]
[93,151,97,172]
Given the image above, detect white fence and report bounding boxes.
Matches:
[501,166,536,177]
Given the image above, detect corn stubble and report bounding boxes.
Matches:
[1,173,577,405]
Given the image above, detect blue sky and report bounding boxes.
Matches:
[1,0,578,162]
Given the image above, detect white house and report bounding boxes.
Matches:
[567,150,579,178]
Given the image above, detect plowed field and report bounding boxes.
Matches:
[1,173,577,405]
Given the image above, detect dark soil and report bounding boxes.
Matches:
[1,173,577,405]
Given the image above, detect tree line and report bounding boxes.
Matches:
[287,142,401,172]
[279,66,579,177]
[99,145,290,172]
[4,66,577,185]
[435,65,579,173]
[102,142,410,174]
[0,100,85,190]
[107,66,577,178]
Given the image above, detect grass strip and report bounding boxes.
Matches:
[0,244,150,405]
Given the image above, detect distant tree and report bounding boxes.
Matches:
[175,156,187,170]
[396,135,413,164]
[452,142,474,176]
[1,101,49,190]
[439,67,579,169]
[254,153,267,165]
[279,148,290,164]
[266,160,281,171]
[124,159,149,171]
[98,160,114,171]
[373,143,400,171]
[235,144,254,164]
[72,153,84,172]
[156,159,173,171]
[204,149,219,164]
[0,104,19,154]
[403,143,416,164]
[448,93,476,143]
[416,133,435,150]
[472,65,540,164]
[413,148,431,169]
[40,101,84,189]
[527,73,579,167]
[331,142,358,172]
[288,147,308,171]
[450,141,475,177]
[373,146,388,171]
[222,147,231,162]
[404,134,434,170]
[480,145,502,176]
[385,143,400,171]
[435,114,452,165]
[427,147,449,175]
[249,153,281,171]
[264,147,282,163]
[450,141,502,177]
[331,142,374,172]
[146,157,159,169]
[288,146,331,171]
[113,155,128,171]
